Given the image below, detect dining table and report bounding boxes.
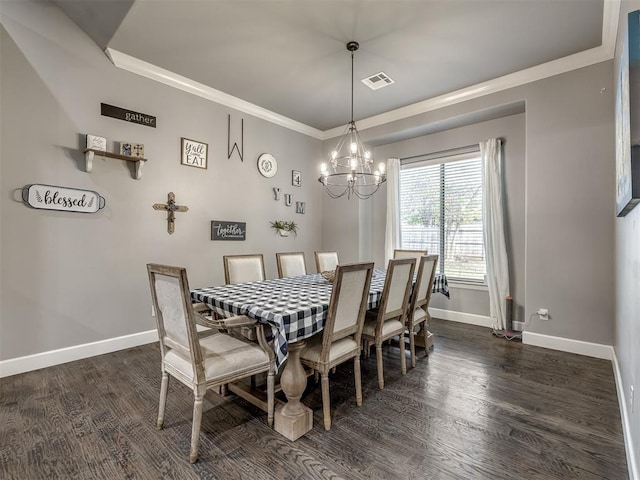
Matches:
[191,268,449,440]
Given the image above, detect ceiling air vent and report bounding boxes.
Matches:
[361,72,395,90]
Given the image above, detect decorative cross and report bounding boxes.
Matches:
[152,192,188,234]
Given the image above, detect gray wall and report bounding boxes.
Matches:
[614,0,640,474]
[0,1,323,361]
[323,61,615,346]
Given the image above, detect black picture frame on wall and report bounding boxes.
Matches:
[616,10,640,217]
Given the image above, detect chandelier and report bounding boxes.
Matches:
[318,41,386,199]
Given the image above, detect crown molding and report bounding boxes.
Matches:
[104,48,324,140]
[602,0,622,57]
[105,0,620,143]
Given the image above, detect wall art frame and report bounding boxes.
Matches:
[616,10,640,217]
[181,137,208,169]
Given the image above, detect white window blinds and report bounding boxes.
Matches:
[399,152,486,283]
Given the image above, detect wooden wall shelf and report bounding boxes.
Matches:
[83,148,147,179]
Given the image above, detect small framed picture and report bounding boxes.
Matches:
[119,142,144,158]
[181,138,208,169]
[119,142,132,156]
[292,170,301,187]
[86,134,106,152]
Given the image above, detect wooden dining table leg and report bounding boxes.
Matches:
[274,340,313,440]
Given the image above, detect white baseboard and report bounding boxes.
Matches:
[429,308,493,328]
[522,331,613,360]
[0,329,158,378]
[612,350,639,480]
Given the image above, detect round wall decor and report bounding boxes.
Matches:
[257,153,277,178]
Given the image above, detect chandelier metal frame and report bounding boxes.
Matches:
[318,41,386,200]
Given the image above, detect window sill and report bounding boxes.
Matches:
[447,281,488,291]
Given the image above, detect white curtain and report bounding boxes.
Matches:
[384,158,401,264]
[480,139,510,330]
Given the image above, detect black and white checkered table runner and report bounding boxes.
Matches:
[191,269,449,370]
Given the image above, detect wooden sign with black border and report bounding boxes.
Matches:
[211,221,246,241]
[101,103,156,128]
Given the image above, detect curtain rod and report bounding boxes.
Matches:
[398,138,503,163]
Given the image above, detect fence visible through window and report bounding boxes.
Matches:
[399,154,486,283]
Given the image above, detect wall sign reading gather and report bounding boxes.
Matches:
[211,221,246,241]
[101,103,156,128]
[22,184,106,213]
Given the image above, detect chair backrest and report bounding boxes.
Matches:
[320,262,374,361]
[375,257,416,331]
[276,252,307,278]
[393,249,428,260]
[409,254,439,314]
[315,251,339,272]
[147,264,204,379]
[223,254,266,284]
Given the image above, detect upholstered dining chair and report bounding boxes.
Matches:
[393,249,428,260]
[299,262,374,430]
[276,252,307,278]
[223,254,266,341]
[147,263,275,463]
[361,257,416,389]
[223,254,266,284]
[405,254,439,368]
[315,251,339,273]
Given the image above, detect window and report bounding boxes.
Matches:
[399,151,486,283]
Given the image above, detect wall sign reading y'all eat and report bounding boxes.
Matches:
[181,138,208,169]
[22,184,105,213]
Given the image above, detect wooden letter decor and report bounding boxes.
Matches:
[153,192,188,234]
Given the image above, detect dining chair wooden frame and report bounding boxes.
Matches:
[361,257,416,389]
[299,262,374,430]
[405,254,439,367]
[223,254,266,285]
[393,249,428,260]
[147,263,275,463]
[276,251,307,278]
[315,251,339,273]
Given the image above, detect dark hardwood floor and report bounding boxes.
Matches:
[0,319,628,479]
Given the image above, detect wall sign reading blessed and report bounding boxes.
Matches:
[101,103,156,128]
[211,221,246,241]
[22,184,106,213]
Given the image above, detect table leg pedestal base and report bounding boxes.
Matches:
[274,340,313,441]
[274,404,313,441]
